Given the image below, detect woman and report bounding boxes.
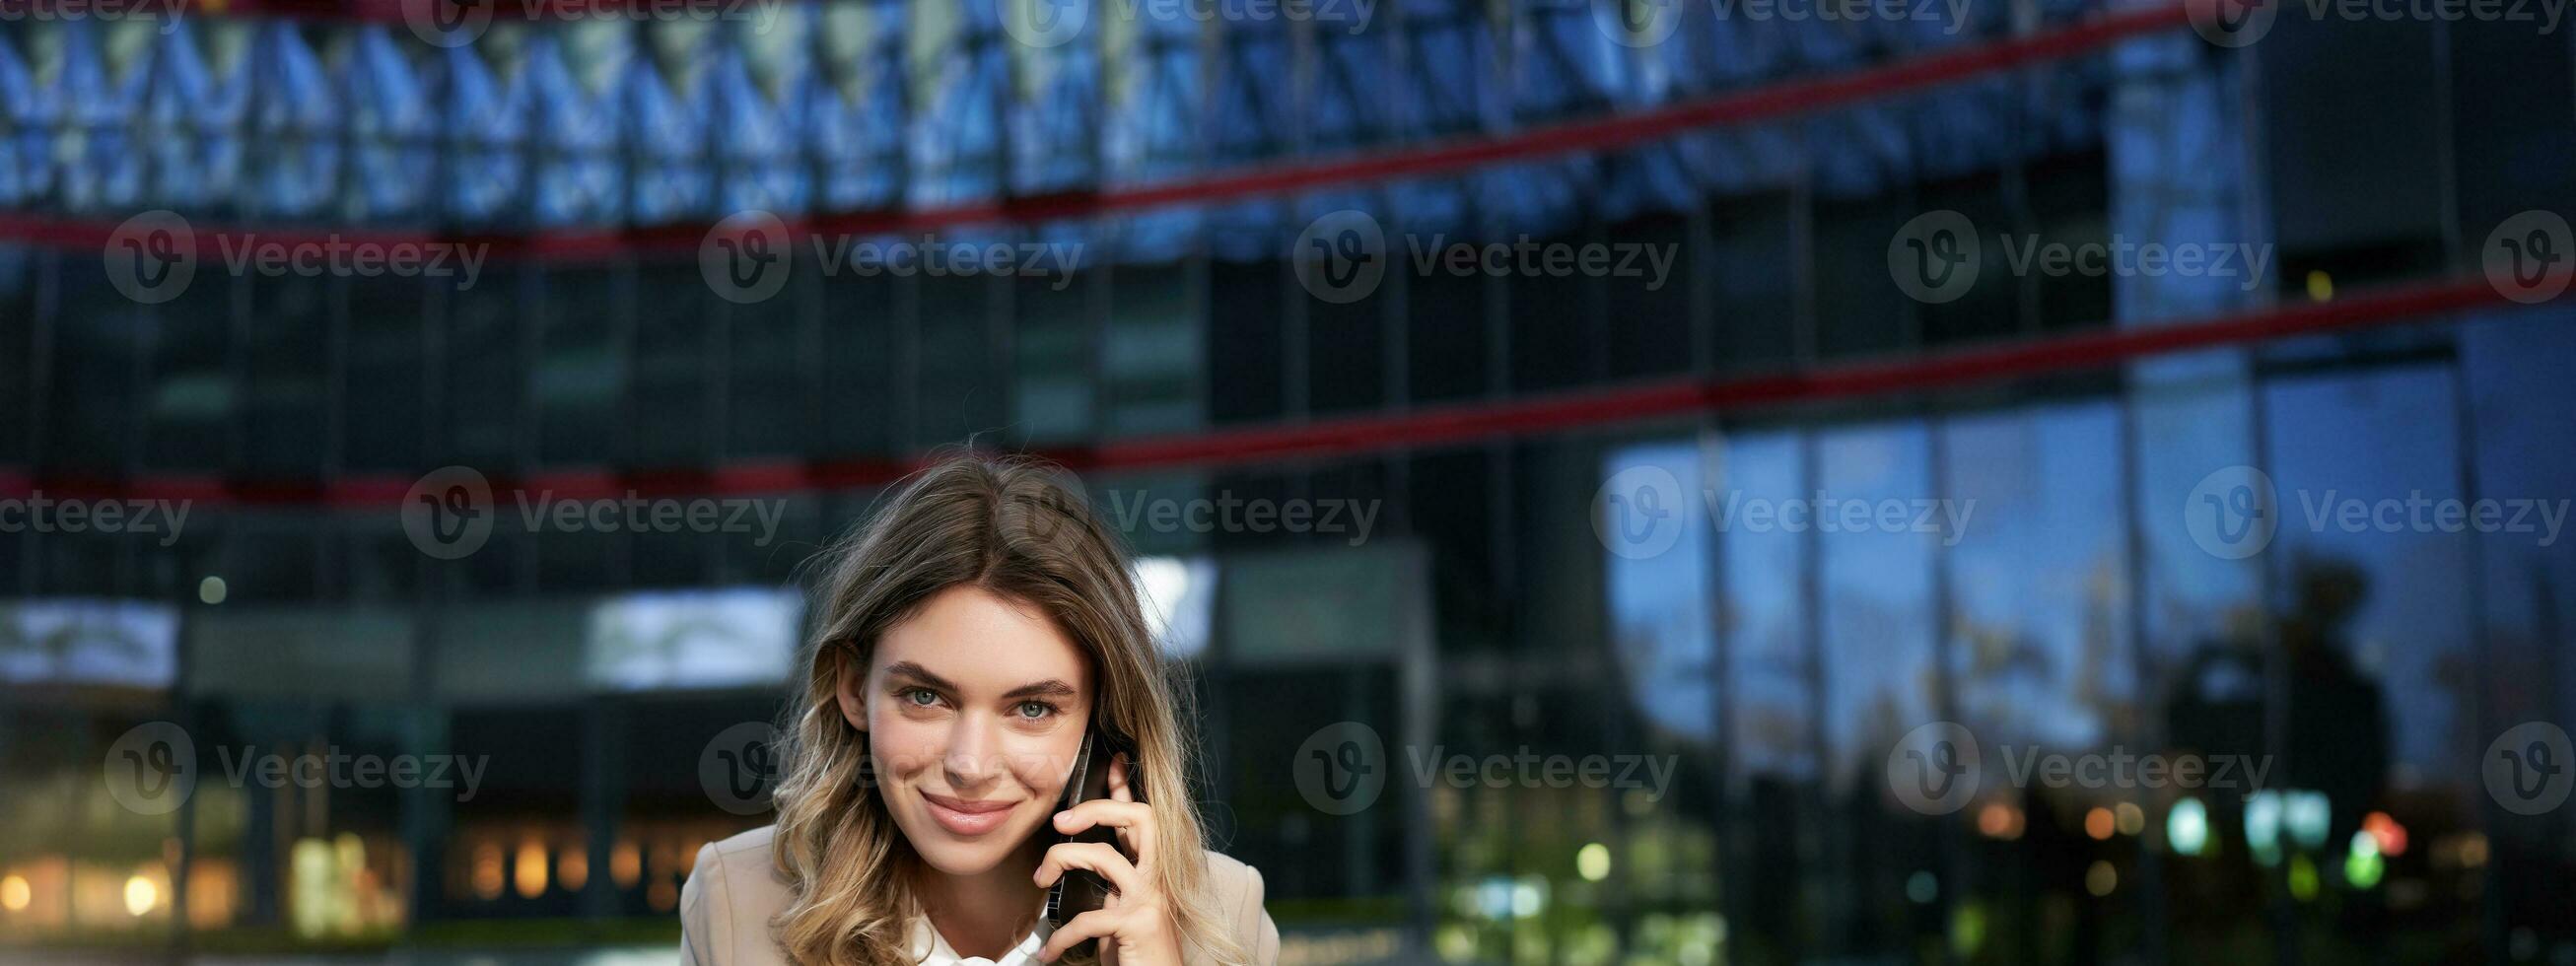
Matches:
[680,453,1280,965]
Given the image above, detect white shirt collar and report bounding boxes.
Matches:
[905,902,1055,966]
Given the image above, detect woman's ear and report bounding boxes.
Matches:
[832,646,870,731]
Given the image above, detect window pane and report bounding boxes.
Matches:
[242,274,331,477]
[1815,422,1937,958]
[1716,429,1819,958]
[2263,364,2479,961]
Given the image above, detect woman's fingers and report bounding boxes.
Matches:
[1035,767,1183,966]
[1107,751,1135,803]
[1033,840,1141,896]
[1105,754,1148,872]
[1037,908,1149,963]
[1034,908,1112,962]
[1053,796,1156,872]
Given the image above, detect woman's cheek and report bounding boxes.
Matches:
[1012,734,1081,801]
[868,719,941,779]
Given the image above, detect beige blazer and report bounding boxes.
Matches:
[679,825,1282,965]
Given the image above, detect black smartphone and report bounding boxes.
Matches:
[1044,728,1134,956]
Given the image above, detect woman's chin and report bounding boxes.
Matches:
[914,840,1027,876]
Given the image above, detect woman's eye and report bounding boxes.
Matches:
[904,688,939,707]
[1015,701,1055,720]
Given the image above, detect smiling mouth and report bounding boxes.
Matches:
[921,792,1019,837]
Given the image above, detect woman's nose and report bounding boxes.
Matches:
[941,716,1002,787]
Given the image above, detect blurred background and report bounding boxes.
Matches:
[2,0,2575,963]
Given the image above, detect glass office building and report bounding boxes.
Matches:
[1,1,2572,963]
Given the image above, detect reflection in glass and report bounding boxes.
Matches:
[584,587,801,692]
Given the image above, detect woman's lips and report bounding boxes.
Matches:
[921,792,1018,837]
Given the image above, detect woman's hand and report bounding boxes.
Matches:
[1034,753,1183,966]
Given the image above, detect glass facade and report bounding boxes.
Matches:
[3,1,2575,964]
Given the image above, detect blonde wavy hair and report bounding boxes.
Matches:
[766,451,1248,966]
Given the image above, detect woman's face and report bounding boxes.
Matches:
[841,585,1094,876]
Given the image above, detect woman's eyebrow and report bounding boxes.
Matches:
[1001,679,1078,700]
[888,660,1077,700]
